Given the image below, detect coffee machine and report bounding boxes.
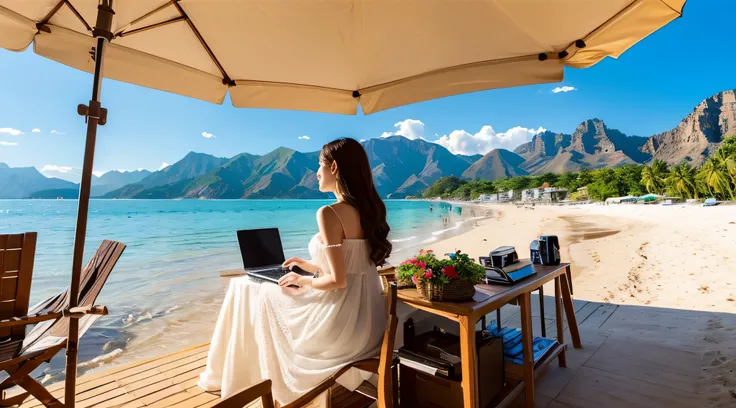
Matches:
[530,235,560,266]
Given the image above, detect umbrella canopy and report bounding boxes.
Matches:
[0,0,685,115]
[0,1,687,407]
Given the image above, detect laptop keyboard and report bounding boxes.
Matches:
[255,269,287,279]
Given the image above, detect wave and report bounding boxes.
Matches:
[431,223,462,236]
[391,236,417,243]
[77,348,124,370]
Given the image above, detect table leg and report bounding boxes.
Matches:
[539,286,546,338]
[459,315,478,408]
[561,272,582,349]
[519,292,535,408]
[566,264,574,296]
[554,277,567,367]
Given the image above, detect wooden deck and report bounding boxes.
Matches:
[19,294,734,408]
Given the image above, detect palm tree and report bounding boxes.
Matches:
[641,159,668,194]
[716,148,736,185]
[697,156,733,200]
[666,163,697,199]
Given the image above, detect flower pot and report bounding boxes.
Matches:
[416,278,476,301]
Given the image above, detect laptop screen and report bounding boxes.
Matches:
[237,228,286,269]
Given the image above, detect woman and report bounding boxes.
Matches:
[197,138,392,406]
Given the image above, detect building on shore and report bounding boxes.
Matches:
[520,187,568,203]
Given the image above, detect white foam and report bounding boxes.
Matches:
[391,236,417,243]
[78,348,124,369]
[431,224,461,236]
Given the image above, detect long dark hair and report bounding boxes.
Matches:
[320,138,392,266]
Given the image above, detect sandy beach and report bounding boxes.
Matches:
[421,201,736,406]
[434,202,736,312]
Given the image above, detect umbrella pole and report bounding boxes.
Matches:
[64,2,114,407]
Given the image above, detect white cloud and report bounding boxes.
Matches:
[435,125,546,155]
[41,165,74,174]
[380,119,425,140]
[359,139,366,143]
[32,128,41,133]
[93,171,105,177]
[201,131,215,139]
[0,128,23,136]
[0,141,18,146]
[159,162,169,170]
[50,129,65,135]
[41,165,83,182]
[298,135,310,140]
[552,86,577,93]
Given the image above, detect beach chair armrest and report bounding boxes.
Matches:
[0,312,60,329]
[65,305,108,317]
[0,305,108,329]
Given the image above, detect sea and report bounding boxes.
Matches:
[0,199,482,383]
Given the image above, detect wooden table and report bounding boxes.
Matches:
[397,262,581,408]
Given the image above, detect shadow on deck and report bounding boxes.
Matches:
[19,296,736,408]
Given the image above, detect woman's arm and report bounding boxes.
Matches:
[307,206,348,291]
[278,206,348,291]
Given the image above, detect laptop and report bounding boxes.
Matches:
[237,228,311,286]
[479,258,537,285]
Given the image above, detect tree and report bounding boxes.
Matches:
[697,156,733,200]
[640,160,668,194]
[576,168,594,188]
[555,172,580,191]
[666,163,697,199]
[614,165,645,196]
[422,176,466,198]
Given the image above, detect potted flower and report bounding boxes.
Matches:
[395,249,438,288]
[396,249,486,301]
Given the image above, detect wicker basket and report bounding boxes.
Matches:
[396,275,416,289]
[416,278,476,301]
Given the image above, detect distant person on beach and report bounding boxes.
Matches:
[198,138,392,406]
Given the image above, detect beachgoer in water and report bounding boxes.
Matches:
[198,138,391,406]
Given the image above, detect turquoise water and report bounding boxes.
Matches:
[0,199,474,381]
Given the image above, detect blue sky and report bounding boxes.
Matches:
[0,0,734,182]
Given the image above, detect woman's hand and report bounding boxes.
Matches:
[278,272,312,289]
[282,257,319,273]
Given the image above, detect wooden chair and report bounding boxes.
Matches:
[213,380,275,408]
[217,281,399,408]
[0,237,126,407]
[284,280,399,408]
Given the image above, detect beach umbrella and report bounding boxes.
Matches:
[639,193,660,201]
[0,0,686,405]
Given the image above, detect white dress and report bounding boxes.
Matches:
[197,233,387,405]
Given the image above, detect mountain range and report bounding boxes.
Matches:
[1,167,152,199]
[3,89,734,200]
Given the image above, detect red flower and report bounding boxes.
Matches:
[411,276,419,285]
[442,265,459,279]
[427,250,434,253]
[417,262,427,269]
[424,269,433,279]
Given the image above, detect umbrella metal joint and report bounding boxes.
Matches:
[77,102,108,126]
[92,1,115,42]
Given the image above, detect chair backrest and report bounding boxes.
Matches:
[22,240,125,348]
[0,233,37,342]
[377,281,398,408]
